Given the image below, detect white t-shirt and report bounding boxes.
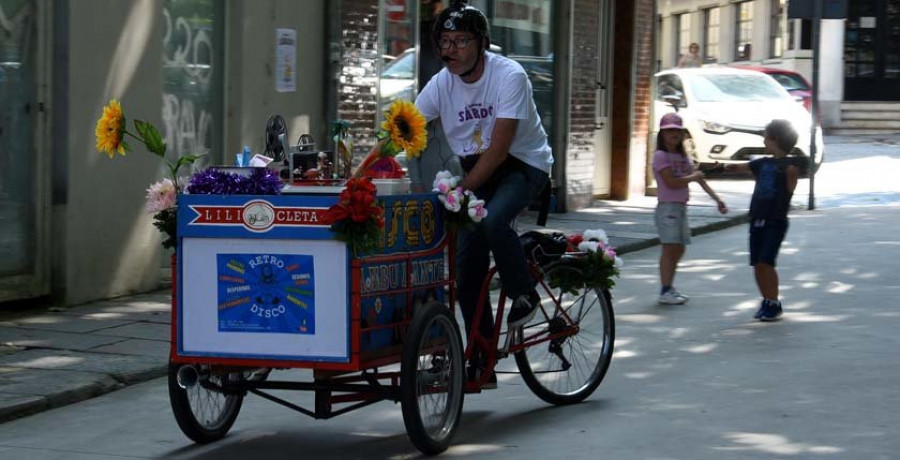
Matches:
[415,52,553,174]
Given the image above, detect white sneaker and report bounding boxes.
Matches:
[669,288,689,302]
[658,290,688,305]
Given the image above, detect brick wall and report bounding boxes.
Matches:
[631,0,655,196]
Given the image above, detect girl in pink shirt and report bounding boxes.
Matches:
[652,113,727,305]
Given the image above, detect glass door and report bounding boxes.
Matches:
[844,0,900,101]
[0,0,49,302]
[593,0,614,196]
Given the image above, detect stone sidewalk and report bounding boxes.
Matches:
[0,192,748,424]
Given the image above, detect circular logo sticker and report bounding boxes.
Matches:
[242,201,275,232]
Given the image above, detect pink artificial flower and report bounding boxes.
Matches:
[438,187,463,213]
[603,248,617,261]
[145,178,177,213]
[467,197,488,222]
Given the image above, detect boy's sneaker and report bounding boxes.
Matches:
[753,300,767,319]
[507,292,541,328]
[758,300,783,322]
[658,290,688,305]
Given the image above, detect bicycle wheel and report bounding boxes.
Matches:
[400,301,465,455]
[514,264,615,405]
[168,361,246,443]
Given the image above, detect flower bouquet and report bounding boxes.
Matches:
[432,170,487,229]
[355,100,427,179]
[95,99,203,250]
[324,177,384,257]
[548,229,623,294]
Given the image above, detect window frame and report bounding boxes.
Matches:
[704,7,720,64]
[734,1,754,61]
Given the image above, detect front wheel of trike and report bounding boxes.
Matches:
[514,264,616,405]
[400,301,465,455]
[167,361,245,443]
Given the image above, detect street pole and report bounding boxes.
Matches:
[808,0,821,210]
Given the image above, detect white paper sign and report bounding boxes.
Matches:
[275,28,297,93]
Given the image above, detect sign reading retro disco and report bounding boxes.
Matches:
[216,253,316,334]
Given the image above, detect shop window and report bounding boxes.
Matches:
[471,0,555,136]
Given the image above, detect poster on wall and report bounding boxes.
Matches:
[217,253,315,334]
[275,28,296,92]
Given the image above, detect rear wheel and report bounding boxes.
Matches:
[168,361,246,443]
[400,301,465,455]
[515,264,615,405]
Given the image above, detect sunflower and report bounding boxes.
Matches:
[95,99,128,159]
[381,99,427,158]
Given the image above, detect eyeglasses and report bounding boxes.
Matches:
[438,37,474,50]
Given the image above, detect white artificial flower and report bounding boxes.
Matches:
[614,257,624,268]
[578,241,601,253]
[583,229,609,245]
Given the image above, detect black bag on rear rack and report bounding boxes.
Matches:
[520,231,569,267]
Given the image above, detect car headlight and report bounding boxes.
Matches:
[700,120,732,134]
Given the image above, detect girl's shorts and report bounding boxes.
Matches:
[655,202,691,245]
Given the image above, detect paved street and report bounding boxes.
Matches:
[0,135,898,459]
[0,204,897,459]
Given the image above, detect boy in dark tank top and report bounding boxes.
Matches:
[724,119,801,321]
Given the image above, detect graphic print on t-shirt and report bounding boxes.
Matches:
[458,103,495,155]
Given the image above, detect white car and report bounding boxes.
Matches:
[653,67,824,173]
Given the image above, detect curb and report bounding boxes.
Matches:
[0,364,167,424]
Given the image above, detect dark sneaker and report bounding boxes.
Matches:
[753,300,767,319]
[507,292,541,328]
[759,300,783,322]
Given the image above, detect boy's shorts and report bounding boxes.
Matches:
[749,218,789,266]
[655,202,691,245]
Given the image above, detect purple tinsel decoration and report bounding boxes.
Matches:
[187,168,283,195]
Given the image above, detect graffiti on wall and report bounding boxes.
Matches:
[162,5,216,161]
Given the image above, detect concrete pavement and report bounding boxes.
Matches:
[0,186,750,424]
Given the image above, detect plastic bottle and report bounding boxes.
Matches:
[242,146,252,166]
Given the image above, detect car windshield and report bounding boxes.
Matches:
[382,51,415,79]
[687,74,787,102]
[768,73,810,91]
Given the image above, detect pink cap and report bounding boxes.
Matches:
[659,113,685,130]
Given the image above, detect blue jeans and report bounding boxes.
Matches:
[456,158,549,342]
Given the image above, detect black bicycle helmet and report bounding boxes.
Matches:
[433,1,490,52]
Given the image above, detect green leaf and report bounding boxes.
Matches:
[174,154,204,173]
[134,119,167,157]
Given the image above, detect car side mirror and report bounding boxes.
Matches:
[662,94,684,111]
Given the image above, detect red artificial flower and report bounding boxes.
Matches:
[567,233,584,252]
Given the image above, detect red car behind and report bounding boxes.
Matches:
[734,66,814,114]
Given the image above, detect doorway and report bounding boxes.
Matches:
[592,0,614,196]
[844,0,900,101]
[0,0,49,302]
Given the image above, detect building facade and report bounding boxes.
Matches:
[0,0,654,306]
[657,0,900,129]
